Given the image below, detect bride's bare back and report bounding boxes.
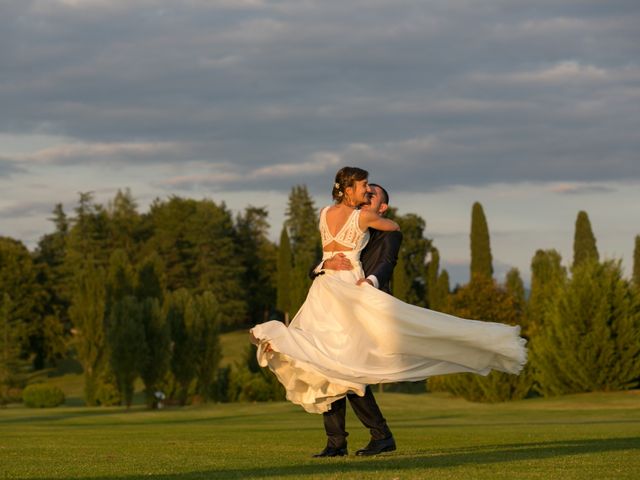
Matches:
[321,205,400,253]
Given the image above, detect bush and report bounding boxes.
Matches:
[22,384,65,408]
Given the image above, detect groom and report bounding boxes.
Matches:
[310,183,403,457]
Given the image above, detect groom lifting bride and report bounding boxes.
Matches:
[309,180,402,457]
[250,167,526,458]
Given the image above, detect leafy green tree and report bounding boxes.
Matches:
[0,293,29,405]
[470,202,493,279]
[166,289,198,405]
[68,261,107,405]
[392,254,411,301]
[236,207,277,324]
[387,210,431,306]
[107,296,146,407]
[505,268,526,317]
[527,249,566,337]
[190,292,222,401]
[532,259,640,395]
[144,197,246,327]
[276,227,292,318]
[135,254,166,304]
[572,210,599,269]
[633,235,640,287]
[285,185,320,316]
[430,275,532,401]
[0,237,46,369]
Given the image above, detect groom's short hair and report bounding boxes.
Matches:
[369,183,389,205]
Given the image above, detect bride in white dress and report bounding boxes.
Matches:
[250,167,527,414]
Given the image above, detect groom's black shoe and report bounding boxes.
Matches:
[355,436,396,456]
[312,445,348,457]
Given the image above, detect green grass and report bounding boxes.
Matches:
[1,391,639,479]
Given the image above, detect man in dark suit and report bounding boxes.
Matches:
[310,183,403,457]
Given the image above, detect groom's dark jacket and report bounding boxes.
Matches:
[311,229,403,295]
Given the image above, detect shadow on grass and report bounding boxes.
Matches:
[26,436,640,479]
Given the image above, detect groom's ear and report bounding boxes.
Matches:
[379,203,389,215]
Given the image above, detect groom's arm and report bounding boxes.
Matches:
[367,231,403,288]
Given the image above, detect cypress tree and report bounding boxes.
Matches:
[434,269,450,311]
[633,235,640,287]
[276,227,292,317]
[572,210,599,269]
[470,202,493,280]
[426,248,440,308]
[532,259,640,395]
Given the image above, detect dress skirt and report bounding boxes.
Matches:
[250,257,527,414]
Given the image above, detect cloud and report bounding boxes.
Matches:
[0,200,57,219]
[5,141,187,166]
[0,0,639,193]
[548,182,617,195]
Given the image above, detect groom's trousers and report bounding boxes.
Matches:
[323,386,392,448]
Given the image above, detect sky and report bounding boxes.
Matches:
[1,0,639,286]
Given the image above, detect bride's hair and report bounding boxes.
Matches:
[332,166,369,203]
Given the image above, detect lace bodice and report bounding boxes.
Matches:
[319,206,370,255]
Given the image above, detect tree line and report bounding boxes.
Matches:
[1,187,639,406]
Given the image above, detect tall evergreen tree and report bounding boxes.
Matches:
[435,270,451,311]
[425,247,440,309]
[285,185,320,316]
[236,207,277,324]
[532,259,640,395]
[633,235,640,287]
[276,227,292,318]
[33,204,71,365]
[108,188,140,257]
[470,202,493,280]
[68,261,106,405]
[572,210,599,269]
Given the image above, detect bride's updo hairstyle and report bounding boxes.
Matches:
[332,166,369,203]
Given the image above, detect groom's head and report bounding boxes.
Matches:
[362,183,390,216]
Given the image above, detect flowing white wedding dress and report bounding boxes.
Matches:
[250,207,527,413]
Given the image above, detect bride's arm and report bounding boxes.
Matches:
[359,209,400,231]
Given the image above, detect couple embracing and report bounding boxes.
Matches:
[250,166,527,457]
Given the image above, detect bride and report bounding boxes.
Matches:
[250,166,527,414]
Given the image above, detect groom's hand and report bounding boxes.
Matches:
[324,253,353,271]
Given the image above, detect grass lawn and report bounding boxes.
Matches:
[1,390,639,479]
